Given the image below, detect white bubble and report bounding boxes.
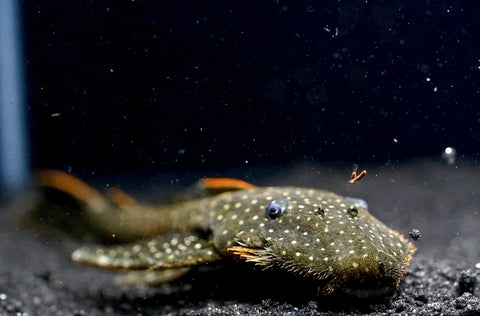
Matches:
[442,146,456,165]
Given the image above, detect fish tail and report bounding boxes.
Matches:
[24,169,111,239]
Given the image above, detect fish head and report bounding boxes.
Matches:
[227,187,415,296]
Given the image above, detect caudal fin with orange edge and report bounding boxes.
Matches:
[35,169,108,213]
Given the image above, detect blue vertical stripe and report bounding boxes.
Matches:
[0,0,28,191]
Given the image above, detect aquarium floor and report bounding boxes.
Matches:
[1,159,479,315]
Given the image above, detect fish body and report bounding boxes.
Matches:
[34,170,415,297]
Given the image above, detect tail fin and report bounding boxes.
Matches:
[26,169,182,242]
[25,169,111,239]
[35,169,109,212]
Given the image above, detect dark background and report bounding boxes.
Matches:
[3,2,480,313]
[23,0,480,174]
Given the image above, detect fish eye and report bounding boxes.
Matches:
[348,205,359,216]
[265,200,291,219]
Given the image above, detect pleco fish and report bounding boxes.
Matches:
[32,170,416,297]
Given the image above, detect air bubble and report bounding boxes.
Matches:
[442,146,456,165]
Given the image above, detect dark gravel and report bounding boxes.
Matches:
[1,159,479,315]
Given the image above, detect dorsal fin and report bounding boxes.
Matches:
[199,177,257,195]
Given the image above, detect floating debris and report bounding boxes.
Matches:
[409,229,422,241]
[349,169,367,184]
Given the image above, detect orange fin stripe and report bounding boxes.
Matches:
[201,178,257,191]
[227,246,258,262]
[35,169,108,212]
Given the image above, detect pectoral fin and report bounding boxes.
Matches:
[115,268,191,285]
[72,232,221,270]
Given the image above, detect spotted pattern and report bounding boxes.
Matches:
[72,232,220,269]
[72,186,416,296]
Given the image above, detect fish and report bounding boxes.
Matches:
[31,169,416,297]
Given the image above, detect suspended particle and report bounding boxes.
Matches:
[349,169,367,184]
[442,147,456,165]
